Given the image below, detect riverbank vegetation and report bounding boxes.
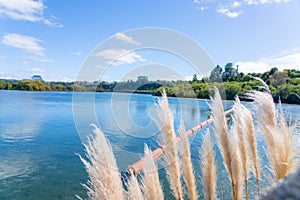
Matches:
[1,64,299,104]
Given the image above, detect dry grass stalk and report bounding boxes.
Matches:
[241,104,261,195]
[179,121,198,200]
[272,103,297,180]
[247,80,278,181]
[210,87,235,199]
[231,118,244,200]
[142,145,164,200]
[247,80,298,182]
[153,90,183,199]
[127,174,144,200]
[79,124,124,200]
[233,97,250,200]
[200,129,217,200]
[248,79,299,182]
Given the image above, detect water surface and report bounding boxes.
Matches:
[0,91,299,199]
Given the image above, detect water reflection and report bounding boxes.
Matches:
[0,153,37,180]
[0,122,40,142]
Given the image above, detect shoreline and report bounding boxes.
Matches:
[1,89,299,105]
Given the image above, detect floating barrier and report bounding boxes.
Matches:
[127,108,234,175]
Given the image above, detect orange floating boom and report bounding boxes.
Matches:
[127,108,234,175]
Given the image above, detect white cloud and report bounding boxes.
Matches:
[96,49,146,66]
[195,0,293,18]
[0,0,63,27]
[236,51,300,73]
[261,52,300,68]
[2,33,45,56]
[37,58,53,62]
[232,1,241,8]
[217,8,242,18]
[26,67,46,73]
[244,0,259,5]
[198,6,208,11]
[73,51,83,56]
[60,77,75,82]
[25,56,53,63]
[22,61,29,65]
[236,61,270,73]
[114,33,140,45]
[244,0,292,5]
[0,71,12,79]
[0,55,6,60]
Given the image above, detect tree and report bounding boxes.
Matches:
[5,82,13,90]
[269,71,288,87]
[269,67,278,76]
[222,63,237,82]
[225,82,241,100]
[209,65,223,82]
[260,71,270,83]
[0,80,5,89]
[155,86,175,97]
[192,74,198,82]
[241,74,252,82]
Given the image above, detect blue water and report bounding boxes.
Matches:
[0,91,299,200]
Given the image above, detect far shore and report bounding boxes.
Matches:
[1,89,298,105]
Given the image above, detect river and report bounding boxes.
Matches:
[0,91,299,199]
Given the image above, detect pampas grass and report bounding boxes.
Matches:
[231,121,244,200]
[273,103,297,180]
[233,97,250,199]
[179,122,198,200]
[247,79,277,182]
[79,82,299,200]
[153,90,183,199]
[79,124,125,200]
[200,130,217,200]
[241,104,261,195]
[127,174,144,200]
[210,87,236,199]
[142,145,164,200]
[248,79,298,181]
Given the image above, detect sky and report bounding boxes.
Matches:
[0,0,300,81]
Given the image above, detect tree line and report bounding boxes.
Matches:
[0,64,299,104]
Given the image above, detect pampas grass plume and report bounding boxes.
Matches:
[179,121,198,200]
[231,121,244,200]
[79,124,125,200]
[142,144,164,200]
[154,90,183,199]
[233,97,250,199]
[241,104,261,195]
[200,129,217,200]
[210,87,235,199]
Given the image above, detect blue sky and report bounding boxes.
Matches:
[0,0,300,81]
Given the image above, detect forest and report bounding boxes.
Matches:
[1,63,299,104]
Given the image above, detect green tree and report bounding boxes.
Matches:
[192,74,198,82]
[241,74,252,82]
[274,84,300,104]
[0,80,5,89]
[155,86,175,97]
[225,82,241,100]
[269,67,278,75]
[209,65,223,82]
[222,63,237,82]
[5,82,13,90]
